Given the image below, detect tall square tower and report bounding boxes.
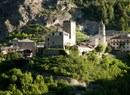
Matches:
[63,20,76,46]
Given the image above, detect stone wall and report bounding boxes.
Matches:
[43,49,66,56]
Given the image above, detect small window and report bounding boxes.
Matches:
[99,38,100,40]
[47,38,49,41]
[52,33,54,35]
[60,33,62,35]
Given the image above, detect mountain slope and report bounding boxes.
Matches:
[0,0,130,40]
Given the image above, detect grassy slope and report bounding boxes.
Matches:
[76,31,89,43]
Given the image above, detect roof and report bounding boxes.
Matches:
[19,39,34,42]
[77,42,94,48]
[111,34,130,40]
[13,38,19,41]
[106,30,120,36]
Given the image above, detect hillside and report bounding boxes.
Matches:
[0,0,130,40]
[0,50,130,94]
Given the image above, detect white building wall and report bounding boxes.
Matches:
[78,46,93,56]
[90,34,106,46]
[63,32,71,46]
[63,20,76,46]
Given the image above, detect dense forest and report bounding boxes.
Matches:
[73,0,130,31]
[0,49,130,95]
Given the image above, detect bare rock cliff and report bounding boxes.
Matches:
[0,0,98,39]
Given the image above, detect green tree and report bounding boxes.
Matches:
[95,44,104,53]
[107,5,114,21]
[105,46,112,53]
[119,17,128,32]
[6,51,23,60]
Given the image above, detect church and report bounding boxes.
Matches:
[90,21,107,47]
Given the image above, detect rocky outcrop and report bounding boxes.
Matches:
[0,0,99,39]
[0,0,75,35]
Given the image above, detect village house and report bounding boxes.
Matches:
[109,34,130,52]
[76,43,94,56]
[1,38,36,57]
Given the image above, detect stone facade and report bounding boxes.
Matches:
[1,38,36,56]
[45,20,76,49]
[63,20,76,46]
[109,34,130,52]
[12,38,36,55]
[43,50,67,56]
[45,31,70,49]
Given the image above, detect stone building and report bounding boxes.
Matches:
[45,20,76,49]
[12,38,36,55]
[109,34,130,52]
[45,31,70,49]
[1,38,36,57]
[63,20,76,46]
[90,21,107,46]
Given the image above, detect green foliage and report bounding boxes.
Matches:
[105,46,112,53]
[74,0,130,31]
[0,50,129,95]
[0,68,49,95]
[95,44,104,53]
[32,54,128,82]
[76,31,89,43]
[21,24,57,42]
[6,51,23,60]
[8,24,57,42]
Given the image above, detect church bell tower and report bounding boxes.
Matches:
[99,21,105,36]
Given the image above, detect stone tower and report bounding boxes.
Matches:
[63,20,76,46]
[99,21,105,36]
[99,21,106,43]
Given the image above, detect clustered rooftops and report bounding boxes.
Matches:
[111,34,130,39]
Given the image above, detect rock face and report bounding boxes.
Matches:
[0,0,43,33]
[0,0,99,39]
